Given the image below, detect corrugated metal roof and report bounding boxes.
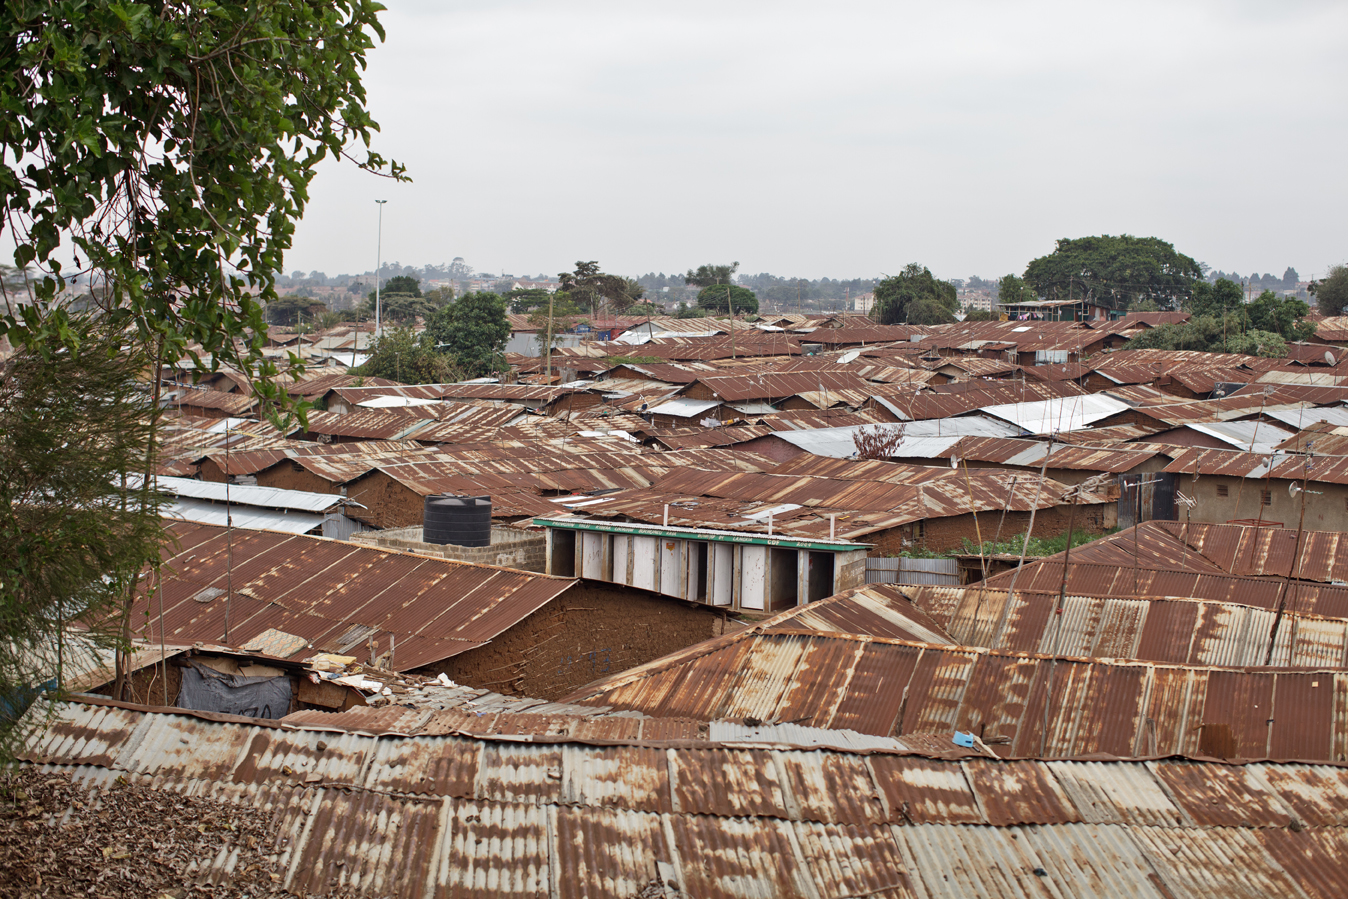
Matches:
[980,394,1132,435]
[132,520,575,670]
[143,474,346,513]
[977,521,1348,618]
[562,627,1348,762]
[161,498,329,534]
[906,585,1348,667]
[770,416,1024,458]
[1184,419,1297,454]
[22,698,1348,899]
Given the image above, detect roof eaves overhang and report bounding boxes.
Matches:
[536,516,872,553]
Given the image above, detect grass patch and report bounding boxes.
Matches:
[899,528,1116,559]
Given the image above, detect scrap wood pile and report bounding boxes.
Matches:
[0,767,353,899]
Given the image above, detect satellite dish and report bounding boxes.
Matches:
[839,350,861,364]
[1326,351,1337,366]
[1289,482,1301,498]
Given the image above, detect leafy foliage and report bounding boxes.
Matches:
[383,275,422,297]
[0,320,163,749]
[427,291,511,377]
[1188,278,1244,318]
[684,262,740,289]
[507,287,552,314]
[355,327,453,384]
[1023,235,1203,311]
[872,264,957,325]
[900,529,1111,559]
[1127,315,1290,357]
[558,262,644,315]
[696,284,759,314]
[265,295,327,327]
[962,309,995,321]
[1245,291,1315,343]
[0,0,401,399]
[1311,264,1348,317]
[996,274,1037,306]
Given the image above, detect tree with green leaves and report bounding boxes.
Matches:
[0,319,164,747]
[1245,290,1316,342]
[507,287,552,314]
[1127,315,1289,357]
[697,284,759,314]
[427,291,511,377]
[996,274,1037,307]
[684,262,740,289]
[0,0,397,741]
[356,327,452,384]
[1187,278,1244,319]
[383,275,422,297]
[1311,265,1348,317]
[558,262,644,316]
[266,295,328,327]
[0,0,401,398]
[1023,236,1203,311]
[873,264,958,325]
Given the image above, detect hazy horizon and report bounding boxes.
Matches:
[281,1,1346,286]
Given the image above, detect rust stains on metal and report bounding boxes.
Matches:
[21,699,1348,898]
[561,627,1348,763]
[138,521,575,671]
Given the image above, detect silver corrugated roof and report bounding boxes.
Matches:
[1185,419,1298,454]
[141,474,345,513]
[161,498,329,534]
[773,417,1021,458]
[980,394,1131,435]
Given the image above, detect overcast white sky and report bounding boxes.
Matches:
[287,0,1348,283]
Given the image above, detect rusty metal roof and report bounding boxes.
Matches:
[134,521,575,671]
[562,627,1348,762]
[20,697,1348,898]
[907,585,1348,668]
[977,521,1348,618]
[933,436,1162,472]
[682,370,878,403]
[558,464,1099,540]
[760,583,956,645]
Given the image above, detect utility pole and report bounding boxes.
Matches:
[544,288,555,384]
[374,199,387,339]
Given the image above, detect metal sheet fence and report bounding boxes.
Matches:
[867,556,961,586]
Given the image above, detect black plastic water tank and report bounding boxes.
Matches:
[423,494,492,547]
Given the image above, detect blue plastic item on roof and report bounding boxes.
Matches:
[953,732,976,748]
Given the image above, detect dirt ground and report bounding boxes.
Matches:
[0,767,343,899]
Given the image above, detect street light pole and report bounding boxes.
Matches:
[374,199,387,339]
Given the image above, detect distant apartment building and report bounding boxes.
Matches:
[852,292,875,314]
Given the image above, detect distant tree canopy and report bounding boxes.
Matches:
[1312,265,1348,317]
[684,262,740,289]
[1127,317,1286,357]
[507,287,552,314]
[996,274,1037,306]
[963,309,995,321]
[1188,278,1244,318]
[1023,235,1203,311]
[383,275,422,296]
[559,261,644,315]
[1127,290,1312,358]
[265,295,327,327]
[427,291,511,377]
[873,264,958,325]
[1245,291,1316,343]
[697,284,758,314]
[357,327,453,384]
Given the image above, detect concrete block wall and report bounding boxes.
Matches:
[351,526,547,573]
